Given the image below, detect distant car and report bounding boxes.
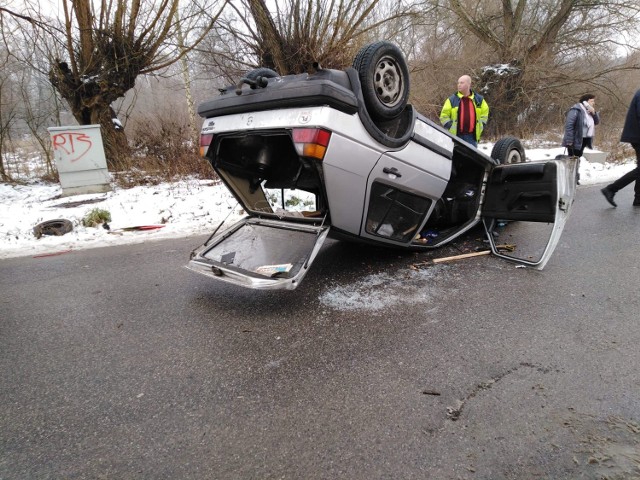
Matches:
[188,41,577,290]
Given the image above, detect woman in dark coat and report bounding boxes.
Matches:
[601,89,640,207]
[562,93,600,184]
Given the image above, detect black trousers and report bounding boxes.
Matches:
[608,143,640,200]
[567,137,593,184]
[567,137,592,158]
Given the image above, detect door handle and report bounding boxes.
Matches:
[383,167,402,178]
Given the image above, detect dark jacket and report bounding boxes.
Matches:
[562,103,600,150]
[621,89,640,144]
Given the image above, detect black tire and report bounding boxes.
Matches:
[244,67,279,89]
[491,136,526,164]
[245,67,279,80]
[33,219,73,239]
[352,42,410,121]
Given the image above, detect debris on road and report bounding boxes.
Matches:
[108,225,166,234]
[411,244,516,268]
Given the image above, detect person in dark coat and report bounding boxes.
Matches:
[562,93,600,184]
[601,89,640,207]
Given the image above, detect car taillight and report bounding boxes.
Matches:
[292,128,331,160]
[200,133,213,157]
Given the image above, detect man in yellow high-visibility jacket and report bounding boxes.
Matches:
[439,75,489,147]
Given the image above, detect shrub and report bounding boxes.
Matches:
[116,113,218,188]
[82,208,112,227]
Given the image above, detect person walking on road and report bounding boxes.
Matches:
[601,89,640,207]
[563,93,600,184]
[563,94,600,158]
[439,75,489,147]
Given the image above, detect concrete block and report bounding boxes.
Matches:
[582,150,608,164]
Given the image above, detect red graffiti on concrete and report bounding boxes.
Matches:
[52,132,93,162]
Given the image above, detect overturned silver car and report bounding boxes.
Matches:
[188,42,577,290]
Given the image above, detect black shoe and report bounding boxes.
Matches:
[601,188,617,207]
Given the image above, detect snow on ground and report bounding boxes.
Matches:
[0,146,636,260]
[0,179,243,259]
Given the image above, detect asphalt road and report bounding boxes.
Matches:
[1,184,639,479]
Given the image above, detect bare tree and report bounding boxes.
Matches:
[206,0,419,80]
[0,14,24,182]
[0,6,71,182]
[0,74,18,182]
[429,0,640,136]
[174,9,199,146]
[5,0,227,167]
[18,77,58,178]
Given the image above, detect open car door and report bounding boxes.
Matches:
[187,217,330,290]
[481,156,578,269]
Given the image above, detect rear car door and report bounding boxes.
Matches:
[481,157,578,269]
[359,139,452,245]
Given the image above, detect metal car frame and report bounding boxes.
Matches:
[187,43,577,290]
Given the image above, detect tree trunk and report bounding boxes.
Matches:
[0,142,7,181]
[86,103,130,169]
[479,64,525,138]
[175,9,199,145]
[49,62,130,169]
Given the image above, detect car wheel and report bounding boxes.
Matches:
[491,136,526,164]
[352,41,410,121]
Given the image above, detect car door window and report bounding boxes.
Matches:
[365,182,431,242]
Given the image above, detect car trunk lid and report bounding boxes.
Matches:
[187,217,330,290]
